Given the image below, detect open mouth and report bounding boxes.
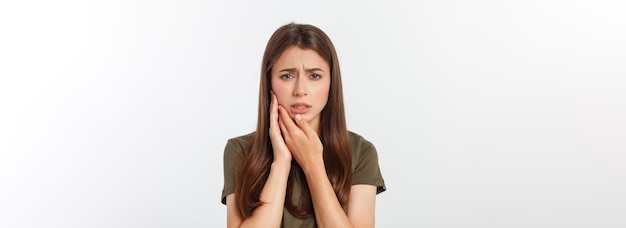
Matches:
[291,103,311,114]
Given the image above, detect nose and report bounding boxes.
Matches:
[293,75,308,97]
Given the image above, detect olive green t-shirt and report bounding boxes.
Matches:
[221,131,386,228]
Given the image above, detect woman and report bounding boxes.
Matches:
[221,23,386,228]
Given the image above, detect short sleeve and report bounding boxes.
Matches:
[351,133,386,194]
[221,137,247,205]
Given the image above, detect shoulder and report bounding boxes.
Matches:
[223,132,255,159]
[348,131,376,154]
[348,131,379,165]
[348,131,386,193]
[226,132,255,147]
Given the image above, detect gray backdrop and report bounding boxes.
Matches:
[1,0,625,227]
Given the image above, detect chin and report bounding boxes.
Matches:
[291,113,310,122]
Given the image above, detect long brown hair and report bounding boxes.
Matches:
[234,23,352,219]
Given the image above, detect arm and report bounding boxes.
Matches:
[347,185,377,227]
[226,93,292,228]
[302,162,377,228]
[277,109,377,228]
[226,161,291,228]
[301,160,353,227]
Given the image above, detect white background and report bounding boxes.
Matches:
[1,0,625,227]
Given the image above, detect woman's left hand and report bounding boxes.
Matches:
[277,105,324,171]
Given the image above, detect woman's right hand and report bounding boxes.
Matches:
[269,92,292,163]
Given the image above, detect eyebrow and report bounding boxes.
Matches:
[277,68,325,73]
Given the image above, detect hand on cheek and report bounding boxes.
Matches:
[277,105,324,171]
[269,93,291,163]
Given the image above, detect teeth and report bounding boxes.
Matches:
[293,105,308,109]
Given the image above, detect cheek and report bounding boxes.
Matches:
[271,83,289,104]
[320,81,331,101]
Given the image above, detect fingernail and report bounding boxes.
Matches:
[295,114,302,121]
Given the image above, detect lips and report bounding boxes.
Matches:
[290,103,311,114]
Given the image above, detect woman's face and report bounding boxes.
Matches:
[271,46,331,130]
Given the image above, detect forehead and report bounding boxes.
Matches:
[272,46,329,70]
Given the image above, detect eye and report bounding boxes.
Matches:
[310,74,321,80]
[280,74,294,79]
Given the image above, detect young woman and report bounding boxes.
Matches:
[221,23,386,228]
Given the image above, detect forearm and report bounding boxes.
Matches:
[238,161,291,228]
[304,162,355,228]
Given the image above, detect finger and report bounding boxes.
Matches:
[278,112,287,135]
[270,93,278,118]
[278,114,288,137]
[269,94,279,130]
[278,105,301,133]
[294,114,317,137]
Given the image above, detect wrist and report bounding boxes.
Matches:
[271,160,292,170]
[301,159,325,177]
